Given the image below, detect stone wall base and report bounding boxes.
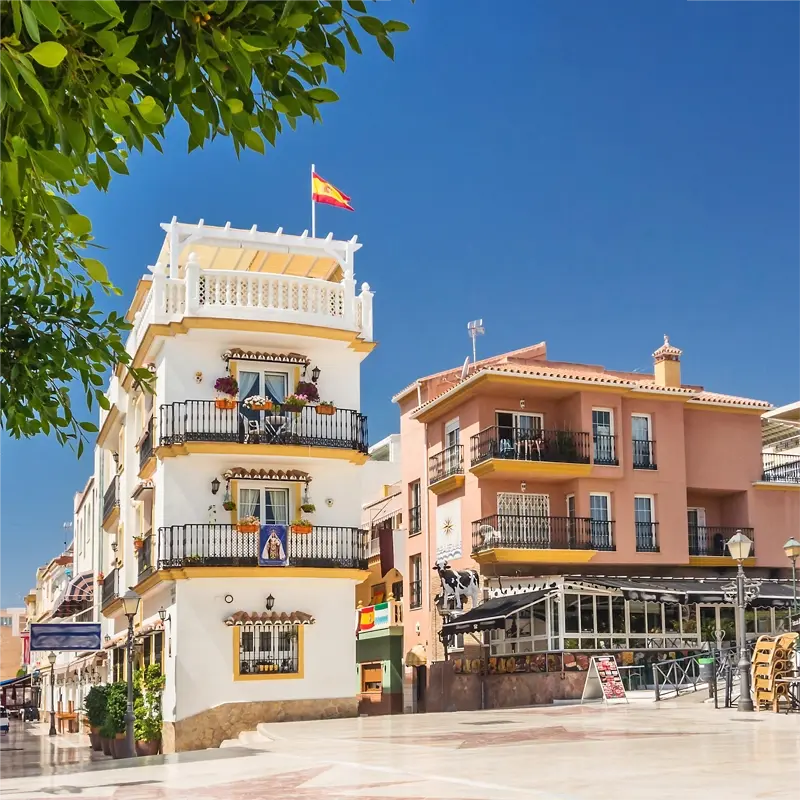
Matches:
[162,696,359,752]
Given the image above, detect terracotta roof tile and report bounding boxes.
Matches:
[224,611,316,626]
[688,391,771,409]
[222,467,310,482]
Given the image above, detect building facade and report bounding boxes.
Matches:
[90,220,375,750]
[0,608,27,681]
[394,339,799,711]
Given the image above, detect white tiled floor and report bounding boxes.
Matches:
[2,702,799,799]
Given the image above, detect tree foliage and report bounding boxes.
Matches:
[0,0,408,453]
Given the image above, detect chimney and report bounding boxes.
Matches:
[652,335,682,388]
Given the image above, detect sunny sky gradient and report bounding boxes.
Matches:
[2,0,798,605]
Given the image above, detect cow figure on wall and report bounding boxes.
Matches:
[433,561,480,611]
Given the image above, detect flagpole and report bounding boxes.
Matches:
[311,163,316,238]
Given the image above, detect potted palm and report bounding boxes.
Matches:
[316,400,336,416]
[291,518,313,535]
[84,685,108,752]
[237,515,260,534]
[134,665,165,756]
[214,376,238,409]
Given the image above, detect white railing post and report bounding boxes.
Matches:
[341,270,355,329]
[152,262,166,323]
[185,251,200,315]
[359,282,374,341]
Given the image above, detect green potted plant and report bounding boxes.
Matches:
[133,535,144,552]
[104,682,128,758]
[84,685,108,752]
[237,515,260,533]
[214,376,238,409]
[315,400,336,415]
[134,665,165,756]
[291,518,313,534]
[99,717,115,756]
[300,502,316,514]
[282,393,308,413]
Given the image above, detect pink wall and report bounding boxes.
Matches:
[750,489,800,566]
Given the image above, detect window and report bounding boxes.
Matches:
[409,481,421,534]
[634,495,657,551]
[496,411,543,455]
[687,508,711,555]
[0,617,11,627]
[153,632,163,668]
[589,493,612,547]
[238,486,290,524]
[592,409,616,465]
[409,555,422,608]
[238,370,289,406]
[236,624,301,678]
[392,580,403,600]
[497,492,551,546]
[489,598,549,655]
[631,414,655,469]
[361,663,383,693]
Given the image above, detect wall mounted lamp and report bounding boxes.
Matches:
[211,478,221,495]
[311,366,321,383]
[265,594,275,611]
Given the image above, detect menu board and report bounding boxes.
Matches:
[580,655,628,705]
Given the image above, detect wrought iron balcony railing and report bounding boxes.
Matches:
[635,521,660,553]
[102,477,119,522]
[138,417,154,471]
[593,434,618,466]
[470,427,591,467]
[137,533,154,581]
[157,524,368,570]
[101,568,119,609]
[762,452,800,484]
[429,444,464,484]
[688,526,755,557]
[632,439,657,470]
[409,505,421,534]
[159,401,368,453]
[472,515,615,553]
[409,580,422,609]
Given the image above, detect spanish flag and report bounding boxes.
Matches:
[312,171,354,211]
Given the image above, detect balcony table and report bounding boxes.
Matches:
[775,677,800,713]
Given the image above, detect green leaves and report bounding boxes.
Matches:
[83,257,109,284]
[136,95,166,125]
[308,87,339,103]
[66,214,92,235]
[243,129,265,154]
[30,148,73,182]
[29,41,68,67]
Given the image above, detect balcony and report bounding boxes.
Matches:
[102,477,119,530]
[635,521,660,553]
[761,452,800,484]
[158,401,368,458]
[409,505,421,535]
[688,526,755,564]
[472,515,615,563]
[632,439,657,470]
[138,417,155,478]
[593,434,618,466]
[101,568,119,610]
[428,444,464,494]
[157,524,368,570]
[137,533,154,582]
[470,427,591,480]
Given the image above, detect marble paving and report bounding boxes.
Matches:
[1,702,798,799]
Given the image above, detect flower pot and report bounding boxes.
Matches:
[215,397,237,410]
[237,524,259,534]
[283,406,304,414]
[101,737,113,756]
[89,729,102,752]
[315,405,336,416]
[248,402,273,411]
[112,733,127,759]
[135,738,161,757]
[292,525,313,535]
[133,539,144,552]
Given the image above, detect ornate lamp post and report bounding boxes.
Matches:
[725,530,757,712]
[121,589,141,758]
[47,652,57,736]
[783,538,800,615]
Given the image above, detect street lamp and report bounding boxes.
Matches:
[121,589,141,758]
[47,652,56,736]
[727,530,755,712]
[783,538,800,614]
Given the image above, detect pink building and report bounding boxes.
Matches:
[394,338,799,711]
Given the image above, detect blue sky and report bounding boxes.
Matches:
[2,0,798,606]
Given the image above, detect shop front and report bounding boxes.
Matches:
[437,576,794,709]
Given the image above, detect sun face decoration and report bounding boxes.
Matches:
[442,518,454,536]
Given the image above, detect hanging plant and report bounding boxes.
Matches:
[295,381,319,402]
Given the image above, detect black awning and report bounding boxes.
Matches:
[442,590,548,634]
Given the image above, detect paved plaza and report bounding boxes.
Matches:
[1,702,799,799]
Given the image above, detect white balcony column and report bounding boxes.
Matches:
[341,268,356,329]
[184,251,200,315]
[359,282,374,341]
[168,216,180,279]
[152,262,166,323]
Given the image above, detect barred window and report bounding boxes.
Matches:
[238,623,299,676]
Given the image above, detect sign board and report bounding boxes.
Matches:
[259,524,288,566]
[29,623,102,652]
[580,655,628,705]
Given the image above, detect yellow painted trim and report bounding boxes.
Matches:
[132,571,162,596]
[156,441,369,463]
[429,474,465,495]
[138,456,157,480]
[160,566,370,581]
[122,317,375,390]
[469,459,592,479]
[232,625,305,681]
[474,548,598,564]
[230,479,239,524]
[685,404,767,416]
[97,406,121,447]
[102,505,120,532]
[688,556,756,568]
[752,481,800,492]
[124,278,153,323]
[101,597,123,618]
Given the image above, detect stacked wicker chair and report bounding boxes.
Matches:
[750,632,798,712]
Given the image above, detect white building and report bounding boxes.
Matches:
[93,219,376,751]
[762,402,800,483]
